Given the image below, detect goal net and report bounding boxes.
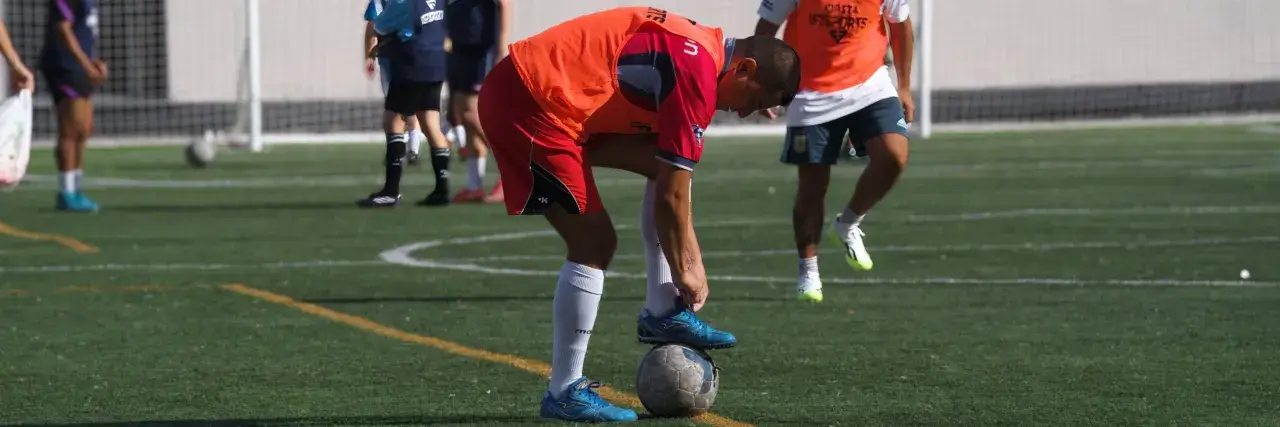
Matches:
[2,0,1276,148]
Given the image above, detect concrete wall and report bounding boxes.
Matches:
[163,0,1278,102]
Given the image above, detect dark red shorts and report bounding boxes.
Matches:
[477,56,602,215]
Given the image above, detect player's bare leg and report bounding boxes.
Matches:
[450,93,500,203]
[844,133,909,222]
[792,164,832,299]
[54,98,97,212]
[539,205,639,422]
[414,109,453,206]
[830,133,910,273]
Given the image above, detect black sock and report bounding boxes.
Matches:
[383,133,407,194]
[430,147,451,193]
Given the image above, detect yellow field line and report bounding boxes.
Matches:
[0,220,99,253]
[220,283,753,427]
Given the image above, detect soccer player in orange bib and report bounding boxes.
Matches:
[756,0,914,302]
[478,6,800,422]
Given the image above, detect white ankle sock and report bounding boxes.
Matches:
[466,156,485,190]
[641,180,680,316]
[840,207,865,226]
[549,261,604,398]
[58,171,77,193]
[799,256,819,278]
[408,130,424,155]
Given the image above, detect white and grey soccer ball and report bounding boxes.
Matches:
[185,130,216,168]
[635,344,719,417]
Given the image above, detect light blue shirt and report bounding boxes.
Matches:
[372,0,418,41]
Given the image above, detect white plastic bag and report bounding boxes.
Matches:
[0,89,34,188]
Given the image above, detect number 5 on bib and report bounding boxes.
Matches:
[0,89,33,189]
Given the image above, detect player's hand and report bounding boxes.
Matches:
[756,107,778,120]
[9,64,34,92]
[364,58,377,79]
[87,60,108,87]
[676,266,709,312]
[898,87,915,123]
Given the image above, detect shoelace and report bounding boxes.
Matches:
[673,309,709,335]
[575,381,609,407]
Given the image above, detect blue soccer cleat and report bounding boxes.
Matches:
[540,377,638,423]
[637,304,737,350]
[56,192,99,213]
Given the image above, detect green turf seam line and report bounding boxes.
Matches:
[219,283,754,427]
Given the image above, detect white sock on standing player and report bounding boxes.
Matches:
[839,206,865,226]
[641,180,680,316]
[58,171,76,193]
[549,261,604,398]
[465,156,485,190]
[407,129,424,156]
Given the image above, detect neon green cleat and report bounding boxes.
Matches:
[797,289,824,303]
[829,216,873,271]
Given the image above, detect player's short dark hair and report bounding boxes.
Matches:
[736,35,802,107]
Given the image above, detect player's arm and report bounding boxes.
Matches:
[754,0,796,37]
[653,36,720,311]
[362,2,379,75]
[0,18,33,91]
[495,0,512,59]
[885,0,915,122]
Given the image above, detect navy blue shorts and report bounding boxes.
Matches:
[447,46,494,94]
[780,97,908,165]
[41,68,94,104]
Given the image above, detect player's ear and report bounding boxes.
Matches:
[735,58,758,79]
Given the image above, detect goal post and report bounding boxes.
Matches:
[4,0,1277,148]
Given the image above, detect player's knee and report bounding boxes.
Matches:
[869,135,909,172]
[565,228,618,269]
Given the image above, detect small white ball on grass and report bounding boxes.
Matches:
[1240,269,1251,280]
[767,186,776,195]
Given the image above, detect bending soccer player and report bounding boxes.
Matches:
[358,0,453,208]
[445,0,509,204]
[363,0,427,166]
[41,0,105,212]
[1,18,35,92]
[756,0,915,302]
[478,7,800,422]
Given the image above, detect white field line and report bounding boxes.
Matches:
[13,153,1277,191]
[448,236,1280,263]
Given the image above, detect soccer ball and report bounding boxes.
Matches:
[635,344,719,418]
[185,130,217,168]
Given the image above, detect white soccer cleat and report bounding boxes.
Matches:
[829,215,873,271]
[796,274,823,303]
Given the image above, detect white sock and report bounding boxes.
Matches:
[453,125,467,147]
[73,169,83,190]
[641,180,680,317]
[58,171,77,193]
[799,256,819,278]
[549,261,604,398]
[466,156,485,190]
[839,207,865,227]
[445,127,457,145]
[407,130,424,155]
